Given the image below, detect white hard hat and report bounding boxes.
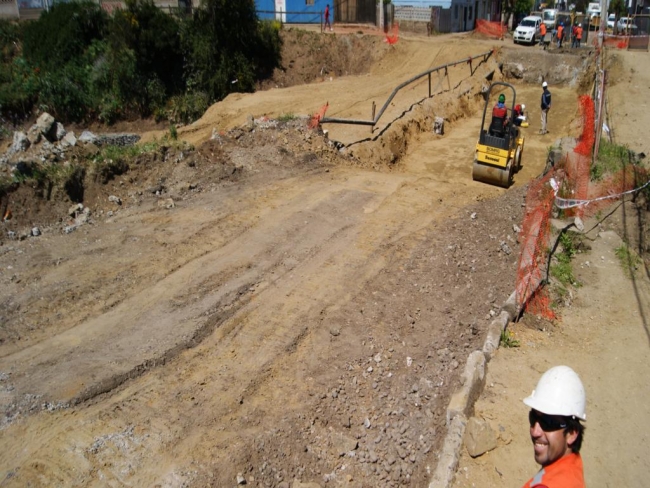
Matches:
[523,366,586,420]
[542,81,548,88]
[521,104,526,111]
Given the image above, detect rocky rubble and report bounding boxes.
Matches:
[1,112,140,175]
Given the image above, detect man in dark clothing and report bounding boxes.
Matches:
[540,81,551,135]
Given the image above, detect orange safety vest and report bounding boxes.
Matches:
[576,26,583,39]
[557,25,564,39]
[541,23,547,36]
[522,453,585,488]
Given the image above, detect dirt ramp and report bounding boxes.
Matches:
[348,54,500,168]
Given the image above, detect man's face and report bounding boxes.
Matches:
[529,410,577,466]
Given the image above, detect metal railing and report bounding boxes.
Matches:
[320,50,493,131]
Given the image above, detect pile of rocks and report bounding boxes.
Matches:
[1,112,140,175]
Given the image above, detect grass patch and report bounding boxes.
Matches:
[500,329,520,348]
[615,244,641,277]
[277,112,296,122]
[549,231,585,287]
[551,258,576,286]
[591,140,631,181]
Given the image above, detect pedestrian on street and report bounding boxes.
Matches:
[557,22,565,48]
[540,81,551,135]
[540,22,548,49]
[576,24,583,47]
[324,4,332,32]
[521,366,587,488]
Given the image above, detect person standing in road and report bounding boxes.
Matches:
[557,22,565,48]
[540,81,551,135]
[521,365,587,488]
[540,22,548,49]
[324,4,332,32]
[576,23,583,47]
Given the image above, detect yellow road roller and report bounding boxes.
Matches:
[472,82,524,188]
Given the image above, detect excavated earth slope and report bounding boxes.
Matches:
[0,31,614,487]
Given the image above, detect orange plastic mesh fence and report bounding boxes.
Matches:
[515,166,562,320]
[571,95,595,218]
[564,164,650,219]
[385,24,399,45]
[308,102,329,129]
[602,34,630,49]
[574,95,594,157]
[515,92,650,320]
[475,20,507,39]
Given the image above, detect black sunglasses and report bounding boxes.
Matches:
[529,410,568,432]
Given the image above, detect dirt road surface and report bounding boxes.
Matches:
[0,30,648,487]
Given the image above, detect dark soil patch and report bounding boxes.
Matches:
[257,28,384,90]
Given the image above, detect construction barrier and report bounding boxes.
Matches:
[308,103,329,129]
[515,94,649,319]
[474,19,506,39]
[384,23,399,44]
[602,34,630,49]
[516,169,558,320]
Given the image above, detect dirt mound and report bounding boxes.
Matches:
[257,28,384,90]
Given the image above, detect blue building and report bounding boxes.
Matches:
[255,0,329,23]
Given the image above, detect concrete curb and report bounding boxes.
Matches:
[428,291,518,488]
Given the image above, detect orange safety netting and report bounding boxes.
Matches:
[571,95,595,218]
[573,95,595,157]
[570,163,650,219]
[384,24,399,45]
[515,92,650,320]
[602,34,630,49]
[475,19,507,39]
[308,102,329,129]
[515,167,560,320]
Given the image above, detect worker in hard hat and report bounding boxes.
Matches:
[493,93,508,119]
[514,103,528,128]
[557,22,565,48]
[489,93,509,136]
[540,81,551,135]
[521,365,586,488]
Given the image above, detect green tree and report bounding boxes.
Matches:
[608,0,626,16]
[504,0,534,26]
[22,2,107,71]
[99,0,183,119]
[182,0,281,103]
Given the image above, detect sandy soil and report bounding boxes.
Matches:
[0,29,647,488]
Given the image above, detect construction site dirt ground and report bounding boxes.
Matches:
[0,29,648,487]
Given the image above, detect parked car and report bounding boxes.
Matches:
[617,17,638,33]
[607,13,616,29]
[514,15,543,45]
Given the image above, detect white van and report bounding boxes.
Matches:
[586,2,601,18]
[542,8,558,29]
